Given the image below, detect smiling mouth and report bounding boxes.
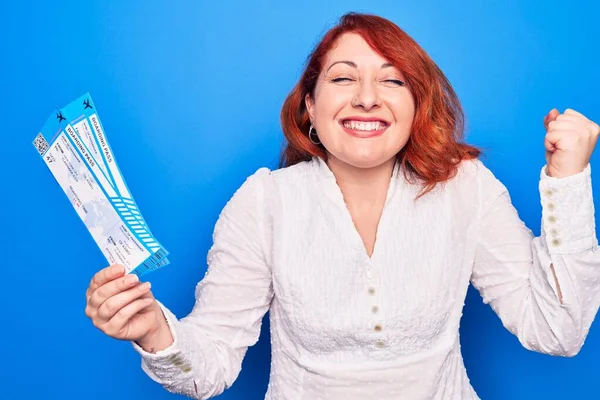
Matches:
[339,119,389,137]
[341,119,388,131]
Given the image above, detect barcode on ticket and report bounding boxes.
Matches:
[33,133,50,155]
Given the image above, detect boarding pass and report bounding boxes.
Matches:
[32,94,170,276]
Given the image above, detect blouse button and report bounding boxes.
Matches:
[374,324,382,332]
[368,287,376,295]
[375,339,385,348]
[371,305,379,313]
[366,269,374,279]
[548,215,557,223]
[552,238,561,247]
[547,203,555,211]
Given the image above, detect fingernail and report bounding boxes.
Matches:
[140,282,151,291]
[126,274,139,284]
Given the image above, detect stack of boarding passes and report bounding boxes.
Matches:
[33,93,169,276]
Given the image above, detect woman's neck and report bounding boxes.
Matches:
[326,155,396,210]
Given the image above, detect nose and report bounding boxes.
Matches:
[352,80,381,110]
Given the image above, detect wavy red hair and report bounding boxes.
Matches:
[279,12,481,196]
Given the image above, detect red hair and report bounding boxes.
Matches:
[279,12,481,196]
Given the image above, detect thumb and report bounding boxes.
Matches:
[544,108,560,130]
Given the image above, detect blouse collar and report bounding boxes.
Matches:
[311,155,402,207]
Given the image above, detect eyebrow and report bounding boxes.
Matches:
[326,60,394,71]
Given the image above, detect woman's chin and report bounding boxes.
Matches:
[331,151,396,170]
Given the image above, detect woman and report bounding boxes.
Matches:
[84,12,600,399]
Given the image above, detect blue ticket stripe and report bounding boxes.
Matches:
[111,198,148,228]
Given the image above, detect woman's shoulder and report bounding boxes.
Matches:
[235,159,314,201]
[244,159,313,180]
[448,157,516,208]
[455,157,488,175]
[435,157,505,199]
[269,159,314,182]
[453,157,499,184]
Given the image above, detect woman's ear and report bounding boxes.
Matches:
[305,93,315,123]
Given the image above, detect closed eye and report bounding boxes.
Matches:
[331,77,353,83]
[385,79,405,86]
[332,77,405,86]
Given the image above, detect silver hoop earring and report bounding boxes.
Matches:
[308,124,321,145]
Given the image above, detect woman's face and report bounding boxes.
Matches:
[306,33,416,169]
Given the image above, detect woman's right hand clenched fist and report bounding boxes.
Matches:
[85,264,165,343]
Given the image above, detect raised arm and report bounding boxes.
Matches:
[471,160,600,356]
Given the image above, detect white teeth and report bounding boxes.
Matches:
[343,120,385,131]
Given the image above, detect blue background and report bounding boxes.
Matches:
[1,1,599,399]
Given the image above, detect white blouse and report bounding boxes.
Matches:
[131,156,600,399]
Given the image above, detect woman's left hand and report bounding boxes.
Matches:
[544,108,600,178]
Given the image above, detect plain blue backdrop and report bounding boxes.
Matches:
[1,1,599,399]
